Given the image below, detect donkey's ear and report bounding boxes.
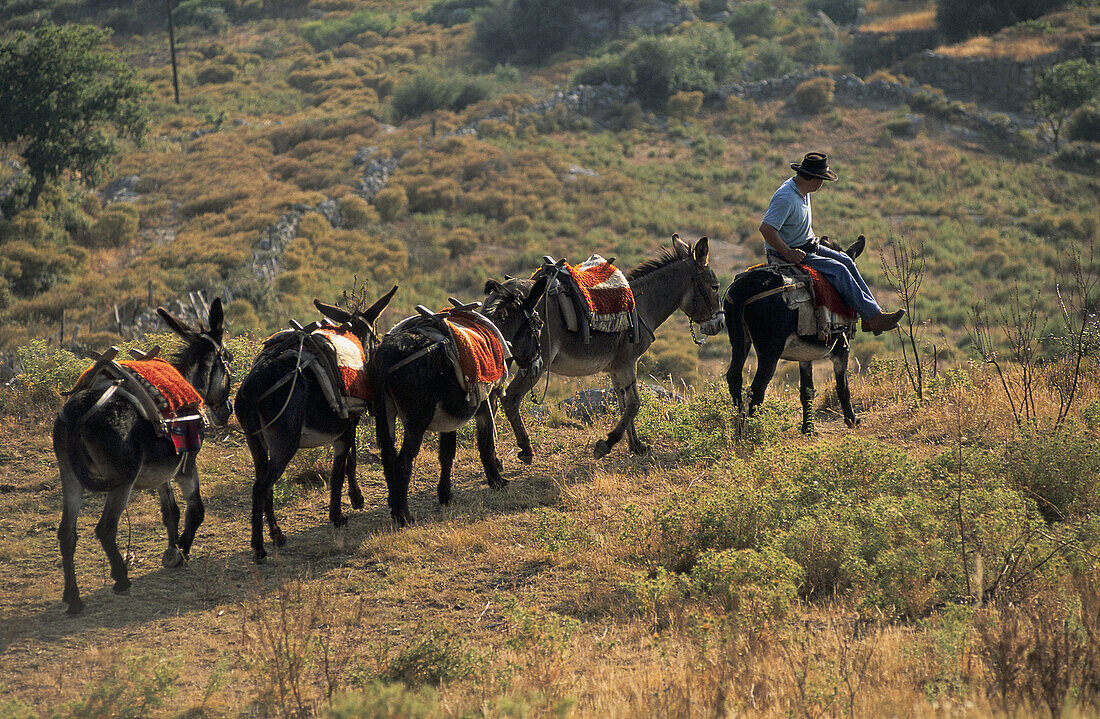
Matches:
[314,298,353,324]
[673,233,690,258]
[157,307,197,338]
[693,237,710,266]
[846,234,866,260]
[362,285,399,325]
[484,279,505,295]
[207,297,225,339]
[524,275,549,312]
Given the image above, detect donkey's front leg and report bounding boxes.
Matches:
[501,370,540,464]
[329,430,352,527]
[798,362,816,435]
[595,368,644,459]
[158,483,184,568]
[95,485,134,595]
[438,431,456,505]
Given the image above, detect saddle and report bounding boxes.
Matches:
[65,346,206,452]
[532,255,639,344]
[736,260,858,341]
[386,299,511,405]
[259,319,369,419]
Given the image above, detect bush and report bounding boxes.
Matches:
[727,0,777,39]
[326,682,440,719]
[473,0,580,65]
[443,228,479,258]
[391,71,489,119]
[1066,103,1100,143]
[502,214,532,235]
[935,0,1073,41]
[338,194,380,228]
[196,63,237,84]
[373,186,408,221]
[89,204,139,247]
[381,630,481,688]
[1001,427,1100,522]
[666,90,703,120]
[692,545,803,620]
[299,9,396,50]
[792,76,835,114]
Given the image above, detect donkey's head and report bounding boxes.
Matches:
[483,275,549,377]
[672,234,724,338]
[820,234,865,259]
[157,297,234,425]
[314,285,399,355]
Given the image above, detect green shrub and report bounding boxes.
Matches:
[14,339,87,396]
[63,653,178,719]
[392,71,484,119]
[804,0,860,25]
[473,0,579,65]
[691,545,803,620]
[1001,427,1100,522]
[196,63,237,84]
[381,630,481,688]
[746,39,796,80]
[90,204,139,247]
[443,228,479,258]
[728,0,777,39]
[326,682,440,719]
[936,0,1073,41]
[792,76,835,114]
[502,214,532,235]
[0,240,83,297]
[373,186,408,221]
[299,9,396,50]
[1066,103,1100,143]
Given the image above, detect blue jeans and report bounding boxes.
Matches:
[770,244,882,318]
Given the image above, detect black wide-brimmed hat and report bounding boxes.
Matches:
[790,151,838,181]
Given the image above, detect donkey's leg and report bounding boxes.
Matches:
[175,455,204,560]
[438,431,456,506]
[725,329,751,415]
[246,432,291,564]
[501,370,541,464]
[58,469,85,615]
[329,427,355,527]
[747,354,780,415]
[345,423,364,510]
[392,414,430,527]
[157,482,184,567]
[832,341,859,427]
[475,402,507,489]
[95,484,134,595]
[595,367,643,459]
[799,361,817,435]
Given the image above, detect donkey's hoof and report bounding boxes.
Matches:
[272,528,287,547]
[162,547,185,568]
[517,451,533,465]
[800,425,816,436]
[630,443,649,456]
[331,515,348,528]
[593,440,612,459]
[350,495,365,510]
[64,594,85,616]
[253,548,267,565]
[438,492,452,506]
[112,578,131,595]
[845,416,860,428]
[489,478,508,491]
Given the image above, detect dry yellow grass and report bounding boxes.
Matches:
[935,34,1061,60]
[860,10,935,33]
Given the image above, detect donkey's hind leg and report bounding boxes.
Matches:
[832,340,859,428]
[747,355,780,415]
[173,455,204,560]
[501,369,541,464]
[329,425,357,527]
[57,469,85,615]
[95,484,134,595]
[344,423,365,511]
[798,361,817,435]
[438,431,456,505]
[475,402,507,489]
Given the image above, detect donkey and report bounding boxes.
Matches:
[490,235,724,461]
[370,277,548,527]
[53,299,232,615]
[234,286,397,564]
[724,236,866,434]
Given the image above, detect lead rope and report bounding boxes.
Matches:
[533,287,553,405]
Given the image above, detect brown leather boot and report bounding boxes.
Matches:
[861,309,905,335]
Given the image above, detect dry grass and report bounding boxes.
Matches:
[935,35,1061,61]
[860,10,935,33]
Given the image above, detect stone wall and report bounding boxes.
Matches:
[851,28,942,74]
[899,41,1100,109]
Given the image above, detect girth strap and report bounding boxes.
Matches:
[386,341,443,375]
[742,283,803,307]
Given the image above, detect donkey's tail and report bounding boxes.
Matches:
[368,363,398,495]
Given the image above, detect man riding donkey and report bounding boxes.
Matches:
[760,151,904,335]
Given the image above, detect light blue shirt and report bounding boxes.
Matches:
[761,177,814,249]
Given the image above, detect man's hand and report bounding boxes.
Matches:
[785,248,807,264]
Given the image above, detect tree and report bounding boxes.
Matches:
[935,0,1072,41]
[0,24,149,207]
[1032,59,1100,150]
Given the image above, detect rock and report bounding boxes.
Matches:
[101,175,141,205]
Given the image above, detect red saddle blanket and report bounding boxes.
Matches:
[75,358,204,416]
[568,256,634,315]
[805,267,858,319]
[446,316,505,386]
[313,327,371,402]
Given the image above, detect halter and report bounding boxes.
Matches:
[685,260,722,346]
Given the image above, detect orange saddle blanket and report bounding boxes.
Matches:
[313,327,371,402]
[75,358,203,416]
[567,255,635,333]
[446,315,505,386]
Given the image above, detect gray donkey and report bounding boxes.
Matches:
[53,299,233,615]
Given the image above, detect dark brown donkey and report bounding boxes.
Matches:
[234,287,396,563]
[488,236,724,461]
[53,299,232,615]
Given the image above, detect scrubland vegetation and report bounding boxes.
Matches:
[0,0,1099,715]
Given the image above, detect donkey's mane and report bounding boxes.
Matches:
[482,285,525,324]
[627,246,680,282]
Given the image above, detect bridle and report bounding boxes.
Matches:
[685,260,723,346]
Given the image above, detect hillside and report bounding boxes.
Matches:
[1,0,1100,716]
